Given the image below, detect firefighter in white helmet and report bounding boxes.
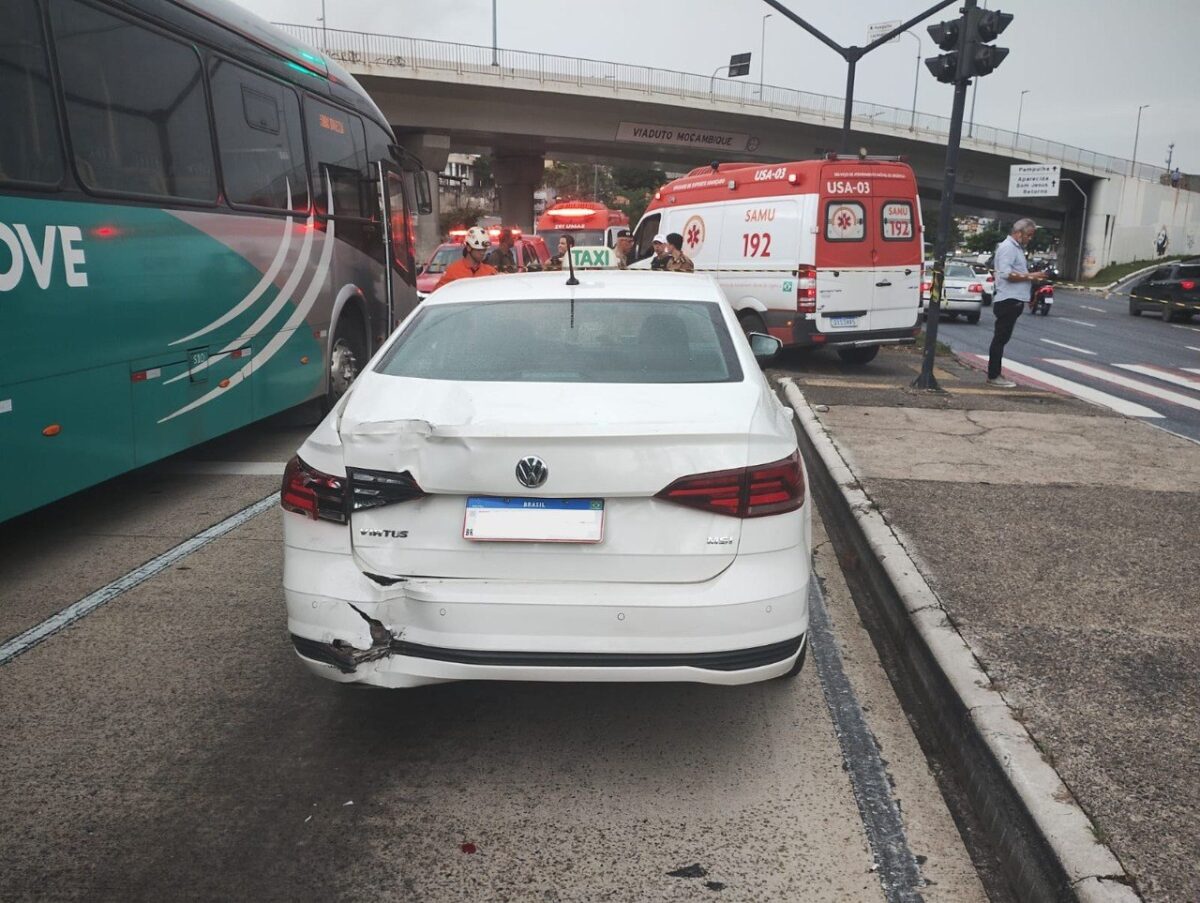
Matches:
[435,226,498,290]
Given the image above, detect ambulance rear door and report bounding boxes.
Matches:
[815,171,877,335]
[872,194,922,330]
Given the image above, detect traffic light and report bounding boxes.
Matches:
[963,9,1012,77]
[925,17,962,84]
[925,7,1012,83]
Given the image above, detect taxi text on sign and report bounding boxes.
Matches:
[570,246,613,268]
[1008,164,1061,198]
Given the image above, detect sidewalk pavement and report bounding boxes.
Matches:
[774,348,1199,902]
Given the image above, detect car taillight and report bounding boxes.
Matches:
[1181,280,1197,291]
[968,283,984,293]
[347,467,425,510]
[655,451,805,518]
[796,264,816,314]
[281,456,348,523]
[921,281,931,292]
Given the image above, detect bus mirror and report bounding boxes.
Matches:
[414,171,433,215]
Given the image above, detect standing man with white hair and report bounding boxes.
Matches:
[987,218,1052,387]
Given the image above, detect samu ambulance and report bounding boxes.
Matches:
[631,156,924,364]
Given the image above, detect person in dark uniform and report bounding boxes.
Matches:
[485,228,518,273]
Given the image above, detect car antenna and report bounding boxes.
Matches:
[565,242,579,286]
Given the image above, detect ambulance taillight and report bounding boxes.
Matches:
[796,265,817,314]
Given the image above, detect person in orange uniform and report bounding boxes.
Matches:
[434,226,498,290]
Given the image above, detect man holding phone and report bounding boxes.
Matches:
[988,218,1052,387]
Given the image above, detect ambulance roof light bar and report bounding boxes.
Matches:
[823,152,908,162]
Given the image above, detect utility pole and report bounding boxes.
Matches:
[915,1,1013,390]
[1166,142,1174,171]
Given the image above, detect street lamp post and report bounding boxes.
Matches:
[759,14,772,96]
[1014,89,1030,148]
[491,0,498,66]
[901,30,921,130]
[319,0,327,49]
[1131,104,1150,177]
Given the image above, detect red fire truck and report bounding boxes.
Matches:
[535,200,629,248]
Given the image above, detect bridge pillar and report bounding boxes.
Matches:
[395,132,451,260]
[492,154,545,233]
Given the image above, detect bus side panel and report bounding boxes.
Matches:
[0,363,134,522]
[253,328,324,420]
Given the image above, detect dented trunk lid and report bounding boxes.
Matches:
[338,373,762,583]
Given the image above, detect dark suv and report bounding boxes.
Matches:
[1129,260,1200,322]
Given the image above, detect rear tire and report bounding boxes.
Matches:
[738,310,767,339]
[325,309,367,412]
[836,345,880,365]
[1163,305,1176,323]
[967,312,981,324]
[1129,302,1142,316]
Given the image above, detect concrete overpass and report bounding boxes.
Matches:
[275,24,1199,278]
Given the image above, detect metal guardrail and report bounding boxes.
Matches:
[277,23,1182,186]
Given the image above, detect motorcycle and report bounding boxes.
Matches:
[1029,265,1057,316]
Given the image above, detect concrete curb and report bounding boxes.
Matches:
[779,378,1140,903]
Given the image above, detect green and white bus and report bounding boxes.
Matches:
[1,0,432,522]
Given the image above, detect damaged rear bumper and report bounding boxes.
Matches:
[283,543,810,688]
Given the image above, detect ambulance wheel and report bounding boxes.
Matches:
[836,345,880,366]
[738,310,767,339]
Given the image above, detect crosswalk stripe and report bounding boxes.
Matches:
[1184,367,1200,376]
[1040,338,1095,355]
[1047,359,1200,412]
[960,353,1161,418]
[1115,364,1200,393]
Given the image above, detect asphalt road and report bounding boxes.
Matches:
[0,412,986,902]
[931,286,1200,443]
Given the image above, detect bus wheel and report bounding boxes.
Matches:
[738,310,767,339]
[836,345,880,365]
[327,311,366,407]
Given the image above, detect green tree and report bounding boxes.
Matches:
[965,224,1006,254]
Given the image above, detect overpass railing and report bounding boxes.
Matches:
[277,23,1177,185]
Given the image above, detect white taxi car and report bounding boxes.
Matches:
[281,271,811,688]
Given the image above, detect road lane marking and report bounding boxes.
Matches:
[1039,339,1095,355]
[1047,360,1200,412]
[960,354,1160,417]
[0,492,280,666]
[1080,305,1106,313]
[170,461,288,476]
[1170,324,1200,333]
[1056,318,1096,328]
[1187,346,1200,353]
[806,577,925,899]
[1115,364,1200,392]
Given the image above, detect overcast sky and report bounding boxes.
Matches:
[235,0,1199,173]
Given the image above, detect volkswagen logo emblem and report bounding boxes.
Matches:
[515,455,548,488]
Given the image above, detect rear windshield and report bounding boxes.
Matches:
[1176,266,1200,281]
[376,299,744,383]
[423,245,460,274]
[946,265,976,279]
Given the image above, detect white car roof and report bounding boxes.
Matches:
[425,271,726,306]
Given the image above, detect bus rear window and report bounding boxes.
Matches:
[0,0,63,187]
[50,0,217,201]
